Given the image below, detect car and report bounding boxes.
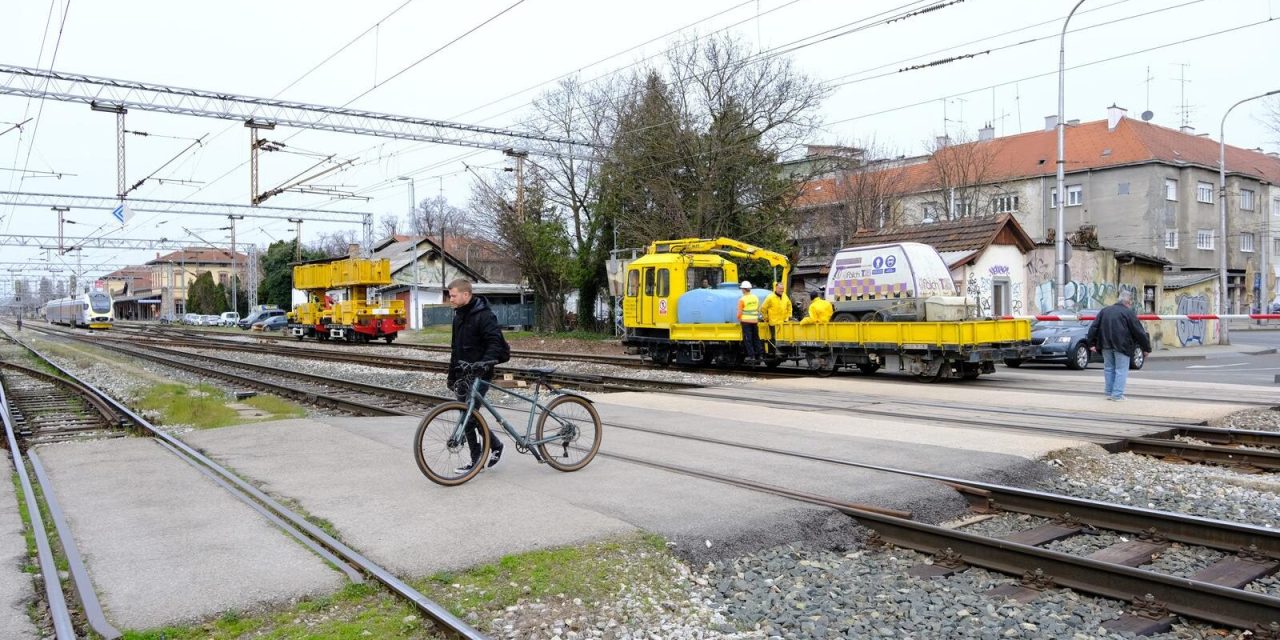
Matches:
[252,315,288,332]
[219,312,240,326]
[202,315,220,326]
[181,313,200,325]
[239,309,285,330]
[1004,308,1146,371]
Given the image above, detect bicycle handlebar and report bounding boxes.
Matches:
[457,360,498,374]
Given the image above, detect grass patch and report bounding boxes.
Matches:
[137,383,306,429]
[418,532,679,618]
[242,394,306,419]
[117,533,688,639]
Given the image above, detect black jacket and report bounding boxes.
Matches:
[1086,302,1152,355]
[448,295,508,385]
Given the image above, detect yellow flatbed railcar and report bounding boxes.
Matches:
[620,237,1033,381]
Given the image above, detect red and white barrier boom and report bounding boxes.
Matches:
[1006,314,1280,322]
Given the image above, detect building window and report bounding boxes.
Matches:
[1142,285,1156,314]
[951,198,974,218]
[1067,185,1082,206]
[1241,233,1254,253]
[922,201,942,222]
[1196,229,1214,250]
[1240,189,1254,211]
[1164,229,1178,249]
[800,241,819,257]
[1165,178,1177,201]
[218,273,228,287]
[1275,238,1280,256]
[1273,197,1280,217]
[992,193,1019,214]
[1197,181,1213,203]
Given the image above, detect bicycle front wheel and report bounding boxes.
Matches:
[415,402,490,486]
[535,395,602,472]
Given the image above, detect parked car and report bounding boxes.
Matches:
[181,313,200,325]
[219,312,240,326]
[239,309,285,330]
[252,315,288,332]
[1004,309,1146,371]
[201,315,219,326]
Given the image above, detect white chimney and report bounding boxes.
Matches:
[934,135,951,148]
[1067,119,1080,126]
[978,123,995,141]
[1106,104,1126,131]
[1044,115,1058,131]
[1180,125,1195,135]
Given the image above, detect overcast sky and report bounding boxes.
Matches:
[1,0,1278,281]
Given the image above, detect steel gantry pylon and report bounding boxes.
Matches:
[0,191,375,255]
[0,64,600,160]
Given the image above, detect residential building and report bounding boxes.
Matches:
[797,105,1280,314]
[146,248,249,318]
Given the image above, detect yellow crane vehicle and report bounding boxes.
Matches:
[620,237,1031,381]
[287,257,407,343]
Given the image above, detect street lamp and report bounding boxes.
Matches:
[397,176,419,330]
[1218,88,1280,345]
[1055,0,1086,310]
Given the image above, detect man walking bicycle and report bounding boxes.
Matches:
[1086,290,1151,401]
[447,279,510,472]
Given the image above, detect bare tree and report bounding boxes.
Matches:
[925,131,997,220]
[409,194,471,241]
[378,213,400,239]
[308,229,361,258]
[828,138,908,240]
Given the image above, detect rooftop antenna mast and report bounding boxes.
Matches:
[1173,63,1193,127]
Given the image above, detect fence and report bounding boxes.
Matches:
[423,301,535,329]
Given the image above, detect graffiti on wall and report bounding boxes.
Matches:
[1031,280,1136,312]
[967,266,1024,316]
[1175,294,1208,346]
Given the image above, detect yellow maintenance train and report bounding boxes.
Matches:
[620,238,1031,381]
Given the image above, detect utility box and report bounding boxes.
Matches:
[924,296,973,322]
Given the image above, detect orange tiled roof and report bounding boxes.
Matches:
[799,118,1280,208]
[147,248,248,265]
[847,213,1035,253]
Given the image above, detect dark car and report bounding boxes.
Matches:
[238,309,285,330]
[253,315,288,332]
[1004,309,1146,371]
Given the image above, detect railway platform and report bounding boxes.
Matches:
[0,463,37,640]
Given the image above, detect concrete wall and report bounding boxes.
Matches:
[1159,279,1221,348]
[957,245,1028,317]
[1024,245,1121,314]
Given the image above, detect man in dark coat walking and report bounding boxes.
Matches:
[1086,290,1152,401]
[447,278,509,472]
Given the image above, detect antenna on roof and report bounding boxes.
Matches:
[1172,63,1193,128]
[1141,110,1154,122]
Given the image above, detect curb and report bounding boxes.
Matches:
[1147,347,1277,362]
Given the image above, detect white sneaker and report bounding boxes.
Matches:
[453,462,479,475]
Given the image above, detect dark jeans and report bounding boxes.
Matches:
[457,382,503,464]
[741,322,762,360]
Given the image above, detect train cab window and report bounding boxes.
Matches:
[656,269,670,297]
[626,270,639,297]
[644,269,655,296]
[687,267,723,290]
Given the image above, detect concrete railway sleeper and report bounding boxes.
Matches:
[5,329,488,639]
[596,445,1280,634]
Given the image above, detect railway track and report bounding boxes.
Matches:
[595,424,1280,635]
[92,325,702,393]
[24,322,1280,633]
[1,327,486,639]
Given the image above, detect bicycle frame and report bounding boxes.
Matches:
[451,374,570,452]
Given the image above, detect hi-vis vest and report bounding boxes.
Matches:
[738,294,760,323]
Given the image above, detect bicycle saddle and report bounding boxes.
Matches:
[530,367,557,376]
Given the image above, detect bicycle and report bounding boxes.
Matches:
[414,360,603,486]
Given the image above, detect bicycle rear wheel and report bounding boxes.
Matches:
[535,395,602,472]
[415,402,490,486]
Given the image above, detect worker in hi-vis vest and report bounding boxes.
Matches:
[737,281,763,364]
[803,291,833,324]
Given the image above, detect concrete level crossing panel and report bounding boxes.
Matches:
[0,461,38,639]
[36,438,344,630]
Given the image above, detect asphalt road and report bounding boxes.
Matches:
[1001,328,1280,387]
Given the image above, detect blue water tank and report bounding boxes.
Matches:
[677,284,767,324]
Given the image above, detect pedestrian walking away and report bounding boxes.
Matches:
[446,278,511,472]
[15,316,21,331]
[737,281,763,364]
[1086,290,1151,401]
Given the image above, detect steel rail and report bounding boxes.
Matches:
[0,369,76,639]
[0,361,124,428]
[600,421,1280,558]
[8,331,489,639]
[602,448,1280,630]
[27,450,122,639]
[1125,437,1280,471]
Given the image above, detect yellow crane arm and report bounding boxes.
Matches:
[648,237,791,287]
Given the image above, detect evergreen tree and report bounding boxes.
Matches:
[258,240,324,310]
[187,272,227,314]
